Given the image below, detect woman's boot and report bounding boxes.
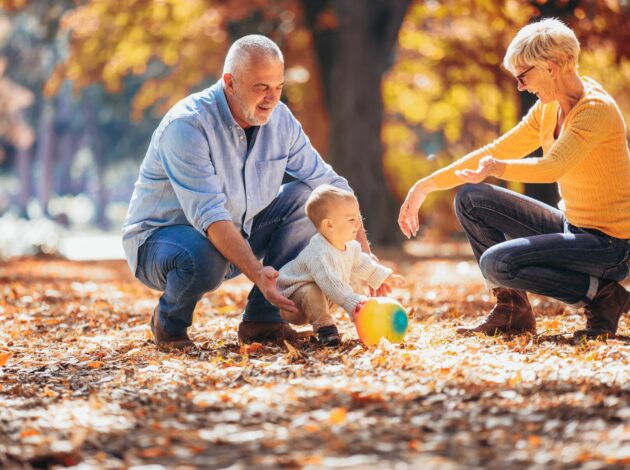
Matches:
[457,287,536,335]
[574,281,630,340]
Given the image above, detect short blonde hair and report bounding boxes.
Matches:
[305,185,356,228]
[503,18,580,74]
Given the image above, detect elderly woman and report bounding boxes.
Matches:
[399,18,630,340]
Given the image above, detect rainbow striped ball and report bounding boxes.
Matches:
[355,297,408,346]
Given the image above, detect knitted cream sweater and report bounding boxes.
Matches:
[430,77,630,238]
[277,234,392,314]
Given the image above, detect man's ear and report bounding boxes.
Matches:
[223,73,234,94]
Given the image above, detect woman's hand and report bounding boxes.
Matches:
[455,156,505,184]
[399,183,429,239]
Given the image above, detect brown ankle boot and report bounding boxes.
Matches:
[150,307,194,349]
[457,288,536,336]
[574,281,630,340]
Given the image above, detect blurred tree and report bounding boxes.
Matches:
[39,0,412,243]
[382,0,630,238]
[1,2,161,226]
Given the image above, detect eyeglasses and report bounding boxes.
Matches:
[515,65,535,87]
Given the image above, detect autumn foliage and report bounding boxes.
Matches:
[1,252,628,467]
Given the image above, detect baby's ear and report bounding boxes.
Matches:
[321,218,333,230]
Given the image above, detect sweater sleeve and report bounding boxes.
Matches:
[430,101,543,190]
[352,245,393,289]
[500,100,612,183]
[311,252,366,315]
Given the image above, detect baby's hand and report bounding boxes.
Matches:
[386,274,406,287]
[352,300,367,321]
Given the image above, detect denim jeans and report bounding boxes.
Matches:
[454,184,630,307]
[135,181,317,335]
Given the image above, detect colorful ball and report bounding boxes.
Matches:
[355,297,408,346]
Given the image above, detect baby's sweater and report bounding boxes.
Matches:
[277,234,392,314]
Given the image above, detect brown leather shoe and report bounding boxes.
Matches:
[237,321,299,344]
[574,281,630,340]
[457,287,536,336]
[150,307,194,349]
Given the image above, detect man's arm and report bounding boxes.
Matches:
[206,220,298,314]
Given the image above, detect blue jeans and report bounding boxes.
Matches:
[135,181,317,335]
[454,184,630,307]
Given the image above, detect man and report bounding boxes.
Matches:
[122,35,376,348]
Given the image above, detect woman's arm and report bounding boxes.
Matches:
[399,101,543,238]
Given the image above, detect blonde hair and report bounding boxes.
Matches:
[305,185,356,228]
[503,18,580,74]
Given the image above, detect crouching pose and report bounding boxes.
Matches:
[399,19,630,340]
[278,185,405,346]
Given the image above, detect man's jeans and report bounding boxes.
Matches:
[454,184,630,307]
[135,181,316,335]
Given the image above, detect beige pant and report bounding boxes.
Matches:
[281,283,336,331]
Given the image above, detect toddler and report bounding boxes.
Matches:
[277,185,405,346]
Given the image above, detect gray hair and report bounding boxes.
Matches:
[503,18,580,74]
[223,35,284,77]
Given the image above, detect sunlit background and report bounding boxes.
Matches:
[0,0,628,258]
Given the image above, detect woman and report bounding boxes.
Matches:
[399,18,630,340]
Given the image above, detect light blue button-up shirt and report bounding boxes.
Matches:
[122,80,351,274]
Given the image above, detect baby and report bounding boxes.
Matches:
[277,185,405,346]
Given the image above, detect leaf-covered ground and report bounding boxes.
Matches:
[1,248,629,469]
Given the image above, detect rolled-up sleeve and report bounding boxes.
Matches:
[284,113,352,192]
[159,119,232,235]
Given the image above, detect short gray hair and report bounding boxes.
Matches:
[503,18,580,74]
[223,35,284,77]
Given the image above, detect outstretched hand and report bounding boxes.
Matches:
[256,266,299,314]
[455,156,505,184]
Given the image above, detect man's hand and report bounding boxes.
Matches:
[255,266,299,314]
[455,156,505,184]
[399,182,430,239]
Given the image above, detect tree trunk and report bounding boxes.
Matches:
[55,85,77,196]
[303,0,411,245]
[82,88,109,229]
[16,144,33,218]
[35,100,55,216]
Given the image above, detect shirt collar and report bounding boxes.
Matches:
[214,79,240,129]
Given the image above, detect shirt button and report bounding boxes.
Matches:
[240,136,244,140]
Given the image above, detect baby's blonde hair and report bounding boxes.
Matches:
[503,18,580,74]
[305,185,356,228]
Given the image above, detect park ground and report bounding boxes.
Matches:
[0,244,629,469]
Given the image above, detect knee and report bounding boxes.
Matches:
[279,181,312,209]
[177,238,229,295]
[454,183,492,217]
[479,246,510,284]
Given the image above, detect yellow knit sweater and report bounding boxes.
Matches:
[430,77,630,238]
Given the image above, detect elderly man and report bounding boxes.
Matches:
[122,35,374,348]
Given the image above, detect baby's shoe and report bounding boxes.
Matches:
[316,325,341,347]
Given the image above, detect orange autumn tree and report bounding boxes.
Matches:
[382,0,630,237]
[40,0,412,243]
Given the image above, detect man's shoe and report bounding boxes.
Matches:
[574,281,630,340]
[457,288,536,336]
[238,321,299,344]
[316,325,341,347]
[150,308,194,349]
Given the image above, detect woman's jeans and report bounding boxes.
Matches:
[454,184,630,307]
[135,181,317,336]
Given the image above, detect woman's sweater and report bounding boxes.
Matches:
[430,77,630,238]
[277,234,392,314]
